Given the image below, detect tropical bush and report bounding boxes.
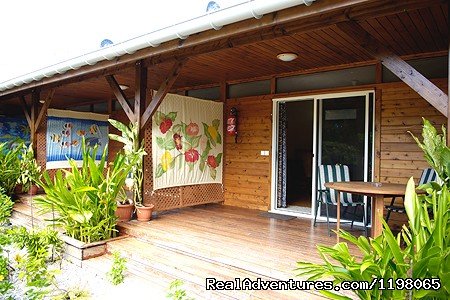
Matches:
[18,144,41,192]
[106,251,127,285]
[108,119,147,206]
[0,141,23,196]
[295,118,450,299]
[0,187,14,225]
[0,226,63,300]
[35,138,138,243]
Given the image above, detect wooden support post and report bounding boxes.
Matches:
[35,89,55,132]
[141,59,188,129]
[337,21,448,117]
[134,60,147,128]
[270,77,277,94]
[105,75,134,122]
[19,96,32,129]
[30,90,39,155]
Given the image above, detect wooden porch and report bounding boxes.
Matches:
[12,200,363,299]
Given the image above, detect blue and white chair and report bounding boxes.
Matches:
[385,168,437,223]
[314,164,367,236]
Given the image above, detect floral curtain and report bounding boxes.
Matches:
[277,102,287,208]
[152,93,223,190]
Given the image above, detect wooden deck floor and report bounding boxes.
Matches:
[12,200,363,299]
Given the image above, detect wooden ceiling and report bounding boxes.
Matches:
[1,1,447,111]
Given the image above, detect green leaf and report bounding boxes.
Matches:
[191,135,201,148]
[167,112,177,122]
[216,132,222,144]
[212,119,220,130]
[154,111,166,126]
[172,124,182,134]
[210,168,217,180]
[157,135,175,151]
[155,164,165,178]
[216,153,222,165]
[199,159,206,172]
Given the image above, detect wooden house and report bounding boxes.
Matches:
[0,0,448,231]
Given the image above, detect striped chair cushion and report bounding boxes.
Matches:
[318,164,359,205]
[419,168,437,185]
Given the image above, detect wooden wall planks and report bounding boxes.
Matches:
[221,79,448,228]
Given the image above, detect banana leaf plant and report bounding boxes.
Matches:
[296,118,449,299]
[35,138,139,243]
[108,119,147,206]
[0,141,23,196]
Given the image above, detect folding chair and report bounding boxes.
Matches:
[385,168,437,223]
[314,164,367,236]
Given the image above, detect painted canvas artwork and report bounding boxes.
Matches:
[0,116,30,144]
[152,93,223,190]
[46,109,109,169]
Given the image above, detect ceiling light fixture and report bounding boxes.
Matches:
[119,84,129,90]
[39,99,45,104]
[277,53,298,62]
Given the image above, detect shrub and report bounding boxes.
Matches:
[295,119,450,299]
[35,138,139,243]
[0,141,23,196]
[0,226,63,300]
[107,251,127,285]
[0,187,14,225]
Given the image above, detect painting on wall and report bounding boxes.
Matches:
[46,109,109,169]
[152,93,223,190]
[0,116,30,144]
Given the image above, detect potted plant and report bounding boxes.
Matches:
[114,178,135,222]
[19,144,41,195]
[0,141,23,197]
[35,138,139,243]
[108,119,154,222]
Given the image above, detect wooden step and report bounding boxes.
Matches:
[106,237,323,299]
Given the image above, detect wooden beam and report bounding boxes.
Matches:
[3,0,440,100]
[35,89,55,132]
[141,59,187,129]
[105,75,134,122]
[30,90,39,155]
[337,21,448,117]
[134,60,147,126]
[19,96,32,128]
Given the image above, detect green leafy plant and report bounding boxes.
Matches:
[0,187,14,225]
[166,279,194,300]
[0,141,23,196]
[410,118,450,187]
[108,120,147,206]
[19,143,42,192]
[296,118,450,299]
[52,287,90,300]
[1,226,63,300]
[35,138,138,243]
[106,251,127,285]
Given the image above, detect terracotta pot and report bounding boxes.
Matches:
[115,203,134,222]
[136,204,155,222]
[28,185,39,195]
[14,184,24,194]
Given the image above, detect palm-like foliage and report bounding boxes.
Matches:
[35,139,137,243]
[296,119,449,299]
[108,119,146,206]
[0,141,23,195]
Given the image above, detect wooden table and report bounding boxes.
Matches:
[324,181,409,240]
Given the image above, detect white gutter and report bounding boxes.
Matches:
[0,0,315,93]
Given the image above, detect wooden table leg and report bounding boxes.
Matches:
[336,192,340,242]
[371,195,384,237]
